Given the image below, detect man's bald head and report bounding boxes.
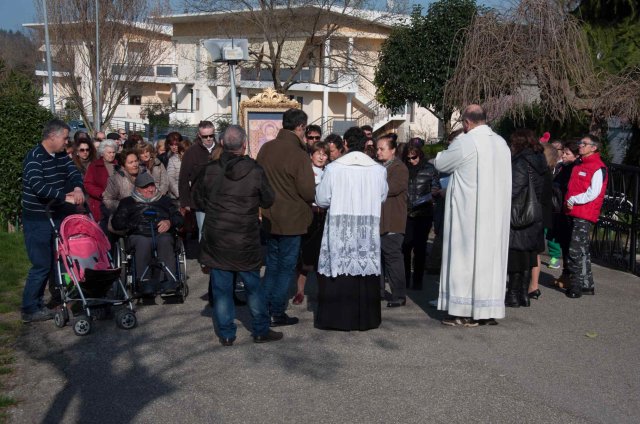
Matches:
[462,104,487,133]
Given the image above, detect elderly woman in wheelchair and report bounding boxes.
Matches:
[111,173,184,296]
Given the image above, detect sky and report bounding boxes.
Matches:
[0,0,510,32]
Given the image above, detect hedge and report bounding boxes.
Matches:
[0,73,53,228]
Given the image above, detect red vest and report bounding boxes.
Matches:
[565,153,607,223]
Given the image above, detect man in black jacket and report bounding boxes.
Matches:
[112,173,183,294]
[195,125,282,346]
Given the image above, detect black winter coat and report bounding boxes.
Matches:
[194,152,275,271]
[111,194,183,237]
[406,159,437,218]
[509,149,549,252]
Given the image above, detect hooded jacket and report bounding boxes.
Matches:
[195,151,275,271]
[509,148,550,252]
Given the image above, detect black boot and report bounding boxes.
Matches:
[519,270,531,307]
[505,273,520,307]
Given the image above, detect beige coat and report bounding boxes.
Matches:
[102,167,137,212]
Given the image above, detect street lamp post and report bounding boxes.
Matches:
[94,0,101,132]
[203,39,248,126]
[42,0,55,113]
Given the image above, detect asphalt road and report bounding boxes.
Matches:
[8,257,640,423]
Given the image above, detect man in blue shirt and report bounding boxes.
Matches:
[21,119,84,323]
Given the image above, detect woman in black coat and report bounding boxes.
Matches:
[506,129,550,307]
[402,143,438,290]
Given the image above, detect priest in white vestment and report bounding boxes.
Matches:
[434,105,512,325]
[315,127,388,331]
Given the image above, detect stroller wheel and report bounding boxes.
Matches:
[73,315,92,336]
[54,309,68,328]
[115,308,137,330]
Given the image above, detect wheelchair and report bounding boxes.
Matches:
[117,210,189,303]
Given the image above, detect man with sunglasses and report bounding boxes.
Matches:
[564,135,608,298]
[304,124,322,148]
[179,120,217,241]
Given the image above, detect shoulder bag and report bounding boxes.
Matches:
[511,165,542,229]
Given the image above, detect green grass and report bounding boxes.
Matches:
[0,231,28,423]
[0,232,29,314]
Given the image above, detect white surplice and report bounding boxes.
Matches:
[434,125,512,319]
[315,151,388,278]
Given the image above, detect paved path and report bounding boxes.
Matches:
[8,259,640,423]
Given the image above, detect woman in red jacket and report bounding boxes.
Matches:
[84,139,119,222]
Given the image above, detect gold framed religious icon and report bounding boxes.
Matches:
[240,88,300,158]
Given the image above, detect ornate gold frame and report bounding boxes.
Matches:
[239,88,301,127]
[240,88,301,158]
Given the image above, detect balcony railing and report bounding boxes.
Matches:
[36,61,71,73]
[111,64,178,79]
[240,68,313,83]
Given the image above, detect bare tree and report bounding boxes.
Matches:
[33,0,171,132]
[181,0,406,94]
[444,0,607,124]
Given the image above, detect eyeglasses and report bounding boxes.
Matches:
[200,134,215,139]
[408,156,419,160]
[306,135,321,141]
[78,148,90,152]
[578,142,594,146]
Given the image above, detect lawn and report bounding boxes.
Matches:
[0,231,29,423]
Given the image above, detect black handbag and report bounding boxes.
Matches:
[511,166,542,228]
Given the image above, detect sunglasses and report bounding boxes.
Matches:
[78,148,90,152]
[306,135,321,141]
[200,134,215,139]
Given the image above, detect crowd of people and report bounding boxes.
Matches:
[19,104,608,344]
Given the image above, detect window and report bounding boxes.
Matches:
[288,95,304,106]
[126,42,145,64]
[129,95,142,105]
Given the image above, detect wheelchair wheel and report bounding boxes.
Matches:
[233,277,247,306]
[177,244,188,282]
[177,282,189,303]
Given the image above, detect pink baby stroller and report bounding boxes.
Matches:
[48,205,136,336]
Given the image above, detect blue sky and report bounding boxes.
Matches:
[0,0,510,32]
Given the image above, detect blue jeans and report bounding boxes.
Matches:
[210,269,270,339]
[195,211,205,242]
[263,234,301,317]
[22,217,58,314]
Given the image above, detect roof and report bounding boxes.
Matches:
[156,5,409,28]
[23,20,173,36]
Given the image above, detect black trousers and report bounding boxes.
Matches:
[381,233,406,301]
[402,215,432,288]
